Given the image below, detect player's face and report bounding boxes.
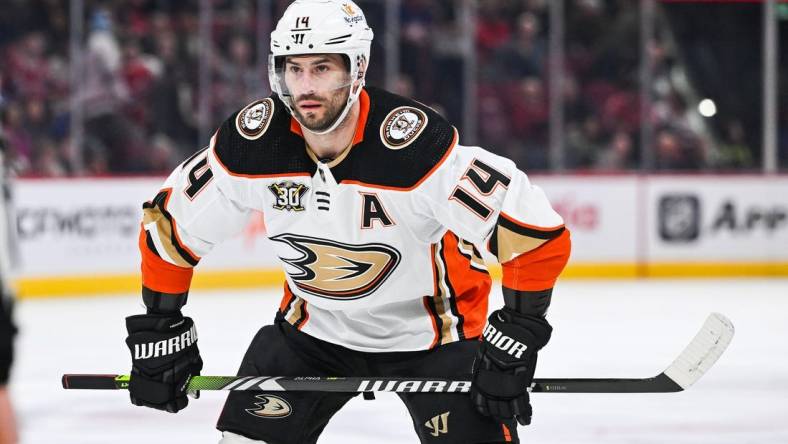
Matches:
[284,54,351,132]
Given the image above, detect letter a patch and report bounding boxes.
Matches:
[360,192,395,229]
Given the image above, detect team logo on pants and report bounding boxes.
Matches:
[270,233,401,300]
[246,394,292,419]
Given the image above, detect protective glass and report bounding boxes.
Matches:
[269,54,354,108]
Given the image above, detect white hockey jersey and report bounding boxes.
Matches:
[140,87,571,352]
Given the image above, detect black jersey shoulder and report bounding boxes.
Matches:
[212,95,314,177]
[331,87,457,189]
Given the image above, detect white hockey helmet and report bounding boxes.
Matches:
[269,0,374,134]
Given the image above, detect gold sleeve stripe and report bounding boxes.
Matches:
[286,297,309,330]
[141,190,200,267]
[492,225,550,264]
[499,211,565,238]
[489,213,565,263]
[143,207,194,268]
[458,239,488,272]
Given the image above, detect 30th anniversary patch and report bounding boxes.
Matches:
[380,106,428,150]
[236,98,275,140]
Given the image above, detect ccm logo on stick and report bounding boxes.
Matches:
[483,324,528,358]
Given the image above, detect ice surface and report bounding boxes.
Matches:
[10,279,788,443]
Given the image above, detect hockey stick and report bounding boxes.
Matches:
[61,312,733,394]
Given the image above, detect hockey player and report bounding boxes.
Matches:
[0,117,18,444]
[125,1,571,442]
[0,290,16,444]
[0,291,16,444]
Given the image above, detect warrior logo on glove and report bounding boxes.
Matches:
[133,322,198,359]
[482,323,529,359]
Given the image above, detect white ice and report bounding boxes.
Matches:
[10,279,788,443]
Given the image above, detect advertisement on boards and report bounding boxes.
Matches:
[536,175,639,263]
[14,178,280,278]
[647,176,788,262]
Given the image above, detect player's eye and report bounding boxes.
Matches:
[287,65,302,74]
[315,65,330,73]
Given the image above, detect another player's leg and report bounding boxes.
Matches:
[0,292,17,444]
[216,320,361,444]
[387,340,519,443]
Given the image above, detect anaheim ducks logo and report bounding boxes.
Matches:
[235,98,274,140]
[270,233,401,300]
[246,394,292,419]
[380,106,428,150]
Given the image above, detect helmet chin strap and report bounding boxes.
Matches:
[296,80,364,136]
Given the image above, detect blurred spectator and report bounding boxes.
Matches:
[146,23,199,156]
[215,35,260,118]
[507,76,549,143]
[80,9,147,172]
[595,130,635,170]
[716,120,753,169]
[5,31,52,100]
[121,38,160,127]
[0,1,750,175]
[654,127,705,170]
[476,1,511,62]
[32,138,68,177]
[398,0,434,104]
[477,86,512,153]
[392,73,415,99]
[0,102,32,172]
[492,12,546,80]
[566,115,606,169]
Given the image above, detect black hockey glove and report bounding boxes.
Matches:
[471,308,552,426]
[125,312,203,413]
[0,297,17,385]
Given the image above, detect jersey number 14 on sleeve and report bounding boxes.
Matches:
[449,159,510,220]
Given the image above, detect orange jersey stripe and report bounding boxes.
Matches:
[139,226,194,293]
[338,129,458,191]
[440,232,491,340]
[501,423,512,442]
[502,228,571,291]
[279,282,295,314]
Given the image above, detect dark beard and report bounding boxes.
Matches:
[293,88,350,132]
[294,105,343,132]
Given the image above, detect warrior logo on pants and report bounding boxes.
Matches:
[271,233,401,300]
[424,411,450,437]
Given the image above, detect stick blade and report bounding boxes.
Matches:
[663,312,734,390]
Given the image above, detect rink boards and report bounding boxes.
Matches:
[12,174,788,297]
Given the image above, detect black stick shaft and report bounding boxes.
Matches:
[61,374,683,394]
